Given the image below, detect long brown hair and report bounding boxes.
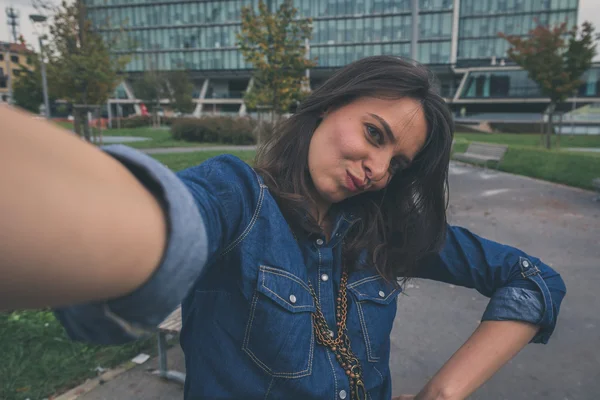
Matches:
[254,56,454,283]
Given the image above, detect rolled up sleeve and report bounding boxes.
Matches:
[55,145,210,345]
[418,225,566,344]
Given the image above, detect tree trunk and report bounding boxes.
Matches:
[73,109,82,138]
[545,114,552,149]
[82,114,91,142]
[545,102,556,150]
[96,108,103,146]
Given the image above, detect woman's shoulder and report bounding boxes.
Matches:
[175,154,265,207]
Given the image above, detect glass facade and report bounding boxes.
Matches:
[458,0,578,62]
[86,0,598,104]
[460,66,600,99]
[86,0,459,71]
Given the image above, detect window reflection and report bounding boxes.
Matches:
[87,0,579,72]
[461,68,600,99]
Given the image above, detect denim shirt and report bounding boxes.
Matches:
[54,145,566,400]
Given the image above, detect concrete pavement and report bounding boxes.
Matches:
[71,162,600,400]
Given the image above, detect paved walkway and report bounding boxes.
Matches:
[563,147,600,153]
[67,162,600,400]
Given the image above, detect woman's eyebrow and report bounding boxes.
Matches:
[368,113,412,164]
[368,113,396,145]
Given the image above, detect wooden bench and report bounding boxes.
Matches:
[593,178,600,202]
[453,142,508,170]
[153,306,185,384]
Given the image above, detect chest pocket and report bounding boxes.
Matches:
[243,265,316,378]
[347,275,401,363]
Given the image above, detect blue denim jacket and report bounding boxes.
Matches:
[55,145,566,400]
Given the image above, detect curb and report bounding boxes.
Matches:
[54,362,137,400]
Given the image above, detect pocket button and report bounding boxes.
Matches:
[289,294,297,304]
[378,290,385,298]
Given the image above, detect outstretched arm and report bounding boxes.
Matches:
[0,105,167,310]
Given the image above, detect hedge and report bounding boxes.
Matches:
[171,116,274,145]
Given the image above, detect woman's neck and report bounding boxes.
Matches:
[312,202,332,241]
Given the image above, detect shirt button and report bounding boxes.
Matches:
[339,390,347,399]
[321,274,329,282]
[378,290,385,298]
[522,260,530,267]
[316,238,324,246]
[289,294,297,304]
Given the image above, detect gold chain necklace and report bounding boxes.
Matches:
[306,265,366,400]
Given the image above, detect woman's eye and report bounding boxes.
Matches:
[366,125,383,144]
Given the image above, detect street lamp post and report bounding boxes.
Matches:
[29,14,51,119]
[38,35,50,119]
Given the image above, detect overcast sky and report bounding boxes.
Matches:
[1,0,599,59]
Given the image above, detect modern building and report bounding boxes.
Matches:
[0,41,34,103]
[83,0,599,118]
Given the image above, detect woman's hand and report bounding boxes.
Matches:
[392,395,416,400]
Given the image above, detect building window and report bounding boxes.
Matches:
[0,54,4,61]
[11,55,19,63]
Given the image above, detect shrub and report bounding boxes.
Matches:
[110,115,175,129]
[171,116,257,144]
[114,115,152,129]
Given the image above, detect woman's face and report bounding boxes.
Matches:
[307,96,428,210]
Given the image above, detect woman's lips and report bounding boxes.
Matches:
[346,172,361,192]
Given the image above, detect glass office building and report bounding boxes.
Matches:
[84,0,599,116]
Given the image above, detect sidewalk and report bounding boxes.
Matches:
[57,345,185,400]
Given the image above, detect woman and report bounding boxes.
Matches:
[0,56,565,400]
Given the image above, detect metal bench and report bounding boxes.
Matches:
[593,178,600,202]
[153,305,185,384]
[453,142,508,170]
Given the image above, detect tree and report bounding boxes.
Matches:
[45,0,130,141]
[132,67,169,127]
[499,21,598,149]
[168,70,195,115]
[12,52,50,114]
[133,65,195,126]
[236,0,316,122]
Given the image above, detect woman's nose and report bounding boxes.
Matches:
[364,158,389,183]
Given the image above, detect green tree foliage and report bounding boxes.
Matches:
[45,0,130,139]
[133,68,169,127]
[12,53,49,114]
[133,66,195,126]
[499,21,598,148]
[236,0,316,117]
[168,70,195,115]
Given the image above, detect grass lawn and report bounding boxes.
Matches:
[152,150,257,171]
[0,310,157,400]
[454,132,600,149]
[452,141,600,190]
